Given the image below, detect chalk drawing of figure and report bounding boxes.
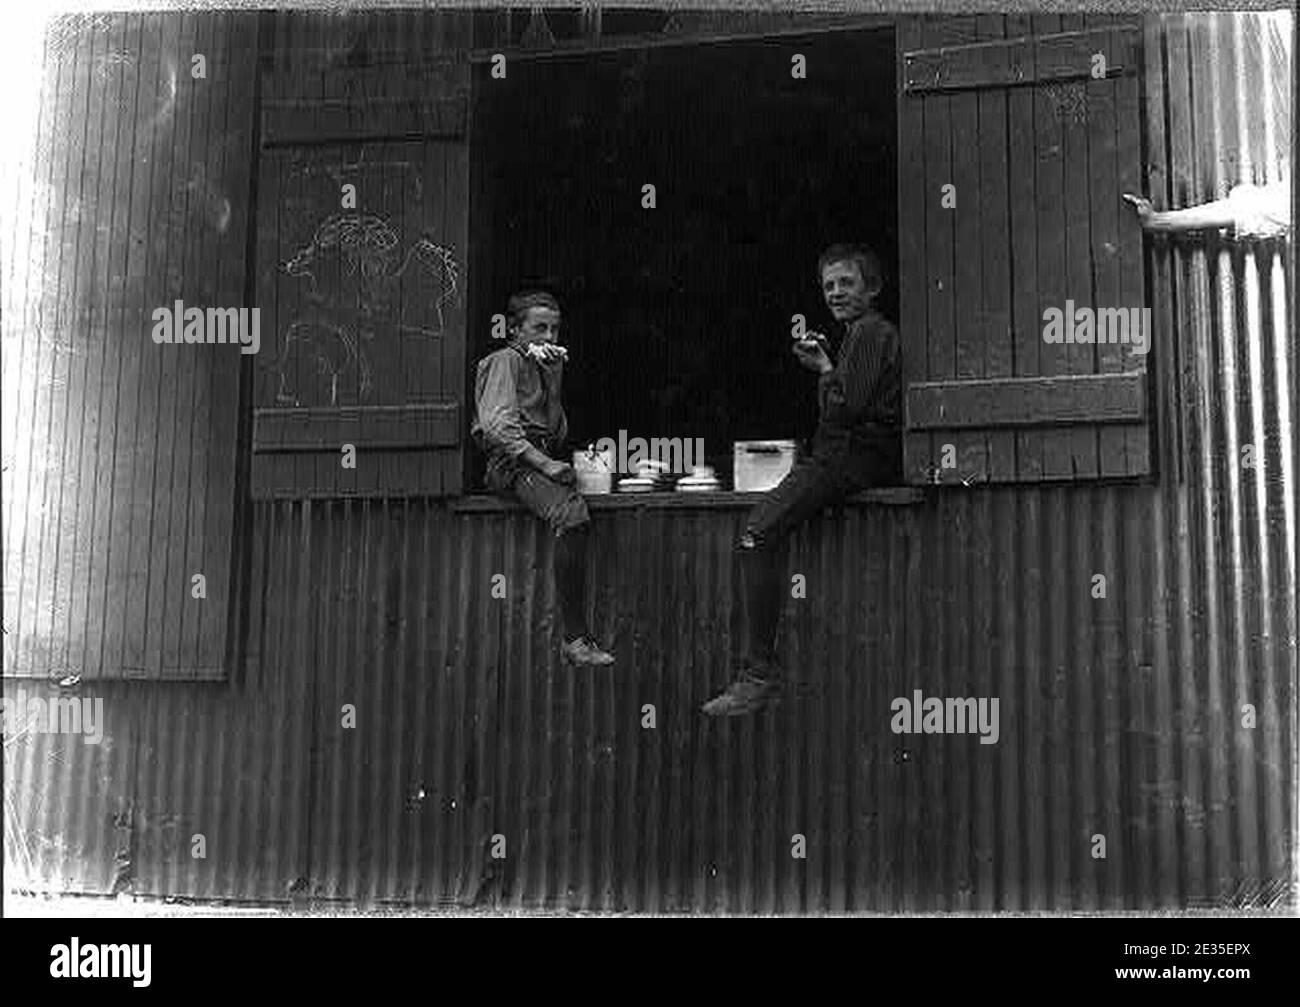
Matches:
[264,213,459,406]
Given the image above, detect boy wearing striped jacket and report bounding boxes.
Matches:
[703,244,902,716]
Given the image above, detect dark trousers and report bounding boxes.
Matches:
[489,463,592,641]
[738,439,900,672]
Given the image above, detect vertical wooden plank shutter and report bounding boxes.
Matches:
[898,16,1152,484]
[252,62,469,498]
[4,13,254,680]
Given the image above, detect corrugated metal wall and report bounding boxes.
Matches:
[1140,9,1296,908]
[5,11,1294,911]
[9,485,1293,910]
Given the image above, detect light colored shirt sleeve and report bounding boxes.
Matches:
[475,351,530,459]
[1227,180,1291,238]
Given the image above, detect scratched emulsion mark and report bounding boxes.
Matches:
[146,55,178,131]
[46,12,115,56]
[264,213,460,407]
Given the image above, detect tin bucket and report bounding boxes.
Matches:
[574,447,613,494]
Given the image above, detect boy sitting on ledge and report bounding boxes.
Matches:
[702,243,903,717]
[472,290,616,667]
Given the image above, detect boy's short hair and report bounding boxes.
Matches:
[816,244,883,291]
[507,290,561,329]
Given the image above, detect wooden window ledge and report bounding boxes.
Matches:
[451,487,925,513]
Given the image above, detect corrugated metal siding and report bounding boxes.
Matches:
[1144,10,1295,906]
[9,487,1293,911]
[5,11,1294,911]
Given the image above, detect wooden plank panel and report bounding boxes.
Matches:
[904,28,1129,94]
[976,16,1015,481]
[1004,13,1032,40]
[152,11,200,679]
[897,17,930,484]
[435,129,468,495]
[346,62,375,498]
[21,20,90,677]
[316,44,349,499]
[1091,25,1130,478]
[406,124,438,400]
[170,10,240,679]
[909,373,1147,428]
[171,10,221,678]
[1114,22,1150,477]
[417,18,463,499]
[392,147,422,411]
[192,10,256,676]
[98,14,152,675]
[254,45,468,499]
[19,21,79,675]
[18,10,251,679]
[252,141,282,499]
[315,142,347,499]
[33,19,89,678]
[297,15,328,499]
[280,148,310,499]
[262,96,467,146]
[80,13,139,675]
[57,17,112,679]
[368,132,402,497]
[1032,13,1073,480]
[117,11,172,675]
[253,404,460,448]
[416,98,444,497]
[921,19,957,486]
[1008,22,1042,481]
[1144,17,1178,483]
[950,34,987,485]
[264,63,465,105]
[1063,69,1099,478]
[272,9,291,79]
[134,12,187,678]
[0,28,52,642]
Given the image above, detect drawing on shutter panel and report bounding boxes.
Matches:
[898,16,1151,485]
[252,66,469,498]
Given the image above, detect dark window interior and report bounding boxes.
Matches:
[469,28,897,486]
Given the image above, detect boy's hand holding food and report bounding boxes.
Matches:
[792,330,833,374]
[525,341,569,364]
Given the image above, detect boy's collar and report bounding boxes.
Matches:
[839,306,881,331]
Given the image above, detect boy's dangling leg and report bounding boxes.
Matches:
[703,460,847,717]
[554,523,591,642]
[510,467,615,666]
[555,522,615,666]
[739,530,784,669]
[700,526,786,717]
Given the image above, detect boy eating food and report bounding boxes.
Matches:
[472,291,615,666]
[702,244,902,716]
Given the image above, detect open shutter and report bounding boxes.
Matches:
[897,15,1151,484]
[4,13,257,680]
[251,62,469,497]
